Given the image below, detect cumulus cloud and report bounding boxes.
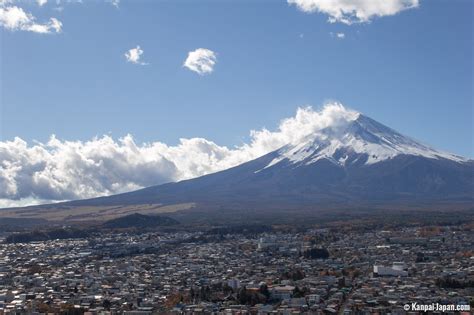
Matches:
[0,103,359,207]
[37,0,48,6]
[0,3,62,33]
[288,0,419,24]
[183,48,217,75]
[124,45,148,65]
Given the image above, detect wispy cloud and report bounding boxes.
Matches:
[124,45,149,65]
[183,48,217,75]
[0,4,62,33]
[0,103,359,207]
[37,0,48,6]
[330,32,345,39]
[288,0,419,24]
[109,0,119,8]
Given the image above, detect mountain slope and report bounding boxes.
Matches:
[65,113,473,210]
[265,114,465,168]
[102,213,179,228]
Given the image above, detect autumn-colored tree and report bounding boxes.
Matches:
[164,292,183,308]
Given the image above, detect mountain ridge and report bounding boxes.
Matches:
[263,114,467,171]
[1,109,472,222]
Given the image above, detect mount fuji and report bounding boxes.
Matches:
[5,107,473,222]
[63,110,473,212]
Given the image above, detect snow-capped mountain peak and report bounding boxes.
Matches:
[37,106,472,212]
[264,113,467,169]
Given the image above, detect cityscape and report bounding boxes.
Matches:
[1,219,472,314]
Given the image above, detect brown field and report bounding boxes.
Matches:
[0,203,195,222]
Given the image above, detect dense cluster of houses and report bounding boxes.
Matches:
[0,225,472,314]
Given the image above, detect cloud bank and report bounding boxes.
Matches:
[183,48,217,75]
[288,0,419,24]
[0,2,62,33]
[0,103,359,207]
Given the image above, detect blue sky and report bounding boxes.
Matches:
[1,0,473,156]
[0,0,472,206]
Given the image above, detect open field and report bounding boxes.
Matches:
[0,197,472,226]
[0,203,195,222]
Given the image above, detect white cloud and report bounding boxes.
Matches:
[288,0,419,24]
[0,4,62,33]
[37,0,48,6]
[124,45,149,65]
[183,48,217,75]
[0,197,50,209]
[0,103,360,207]
[55,0,83,4]
[28,17,61,33]
[330,32,346,39]
[109,0,119,8]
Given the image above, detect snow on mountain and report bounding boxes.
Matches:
[9,104,472,217]
[263,112,467,170]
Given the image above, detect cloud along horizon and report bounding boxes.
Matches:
[0,103,361,208]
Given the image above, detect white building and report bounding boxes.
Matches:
[373,263,408,277]
[227,279,240,290]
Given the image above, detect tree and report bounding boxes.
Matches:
[303,248,329,259]
[259,284,270,299]
[283,269,305,281]
[103,299,111,310]
[237,286,248,305]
